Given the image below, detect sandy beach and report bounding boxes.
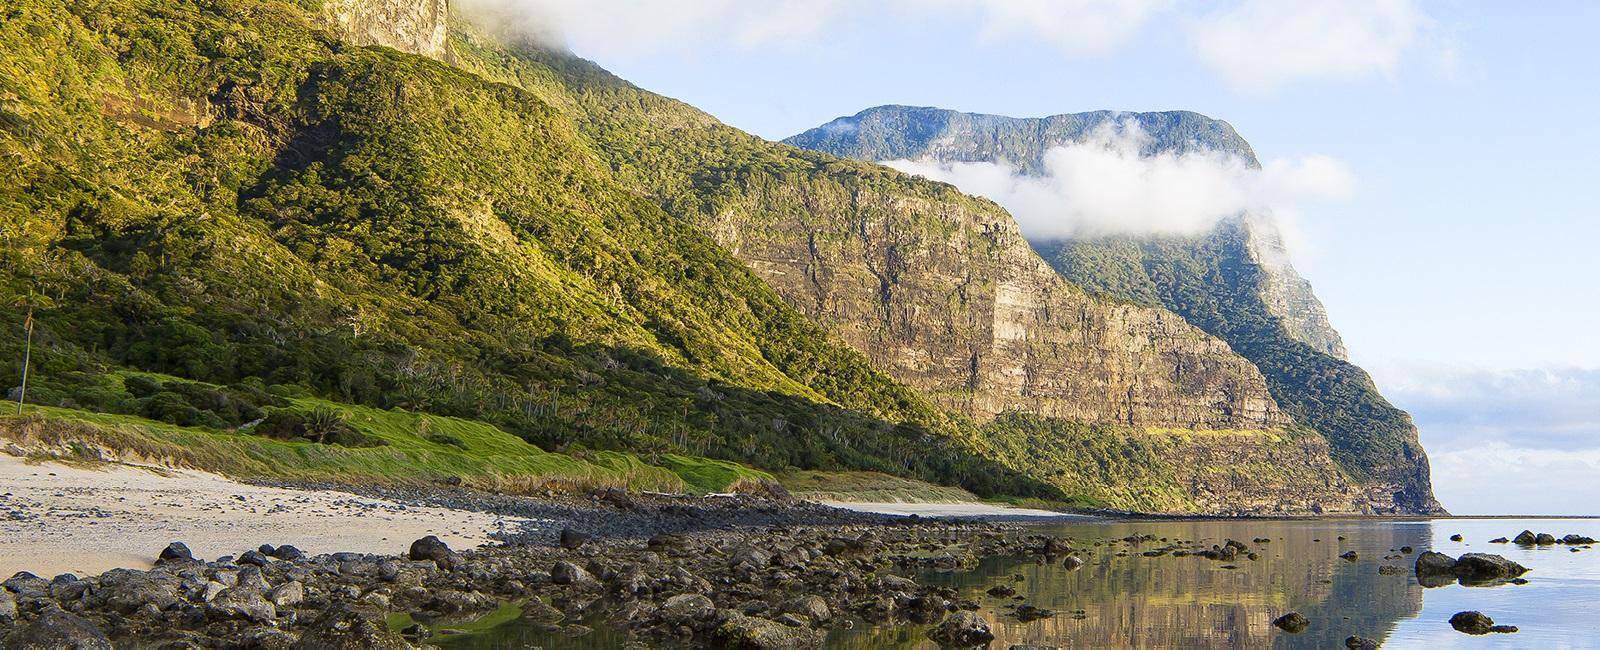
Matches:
[0,453,531,577]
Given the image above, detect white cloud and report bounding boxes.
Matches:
[1430,443,1600,516]
[1189,0,1442,93]
[882,119,1354,238]
[957,0,1170,56]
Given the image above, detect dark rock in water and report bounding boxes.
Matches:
[1414,551,1456,577]
[715,612,824,648]
[1449,610,1495,635]
[270,545,304,561]
[3,607,113,649]
[1399,545,1413,554]
[1449,534,1463,542]
[560,528,592,550]
[1013,604,1054,621]
[1345,635,1380,649]
[157,541,194,564]
[1378,565,1405,575]
[1535,533,1557,545]
[1490,625,1519,633]
[1452,553,1528,582]
[986,584,1016,597]
[1489,537,1509,544]
[1339,551,1358,561]
[296,603,410,649]
[928,611,994,647]
[1561,534,1597,545]
[408,535,451,562]
[1061,556,1084,570]
[1513,530,1538,545]
[238,550,271,567]
[1272,612,1310,633]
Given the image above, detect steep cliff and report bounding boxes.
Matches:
[321,0,451,60]
[788,105,1440,513]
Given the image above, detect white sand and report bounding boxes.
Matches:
[818,500,1094,519]
[0,453,531,578]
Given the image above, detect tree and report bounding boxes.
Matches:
[9,290,54,415]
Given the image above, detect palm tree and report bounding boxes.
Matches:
[11,290,52,415]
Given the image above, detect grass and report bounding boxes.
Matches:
[0,402,786,495]
[775,470,981,503]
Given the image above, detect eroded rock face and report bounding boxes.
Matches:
[708,184,1284,431]
[322,0,450,60]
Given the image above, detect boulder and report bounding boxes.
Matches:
[2,607,113,649]
[267,581,305,608]
[271,545,305,561]
[157,542,195,564]
[1489,537,1509,543]
[1449,611,1495,635]
[550,561,600,589]
[560,528,592,550]
[95,569,180,613]
[0,589,15,624]
[1535,533,1557,545]
[1562,534,1597,545]
[238,550,271,567]
[1062,555,1085,570]
[1345,635,1380,649]
[1513,530,1537,545]
[715,612,824,648]
[4,571,50,598]
[1452,553,1528,582]
[660,593,715,624]
[782,595,830,622]
[207,587,277,623]
[927,611,994,647]
[1272,612,1310,633]
[408,536,451,562]
[293,603,410,649]
[1339,551,1358,562]
[1414,551,1456,577]
[1449,534,1463,542]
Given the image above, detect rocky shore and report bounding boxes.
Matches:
[0,482,1074,648]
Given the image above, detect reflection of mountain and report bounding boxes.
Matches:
[828,521,1426,648]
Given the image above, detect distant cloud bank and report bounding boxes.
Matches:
[881,120,1353,239]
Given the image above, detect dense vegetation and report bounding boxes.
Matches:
[0,0,1058,499]
[1036,221,1435,507]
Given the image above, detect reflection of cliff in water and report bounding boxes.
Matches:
[829,521,1427,649]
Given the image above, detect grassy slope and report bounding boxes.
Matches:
[0,0,1058,500]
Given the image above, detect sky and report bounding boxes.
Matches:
[476,0,1600,514]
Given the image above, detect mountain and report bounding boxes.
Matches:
[1,0,1419,513]
[787,105,1441,513]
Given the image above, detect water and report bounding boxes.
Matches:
[439,518,1600,649]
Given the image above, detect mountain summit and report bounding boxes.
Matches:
[788,105,1441,514]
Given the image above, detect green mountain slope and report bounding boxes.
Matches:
[0,0,1051,498]
[787,105,1441,514]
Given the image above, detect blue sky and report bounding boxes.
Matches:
[480,0,1600,514]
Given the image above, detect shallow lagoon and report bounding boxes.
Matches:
[442,517,1600,648]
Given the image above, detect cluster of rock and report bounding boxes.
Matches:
[1413,550,1529,587]
[0,515,1101,648]
[1494,530,1597,547]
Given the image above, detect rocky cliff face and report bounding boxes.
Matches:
[321,0,450,60]
[788,105,1441,514]
[706,174,1285,429]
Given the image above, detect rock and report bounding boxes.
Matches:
[1490,625,1519,633]
[560,528,592,550]
[258,544,277,556]
[1399,546,1413,553]
[1562,534,1597,544]
[1414,551,1456,577]
[520,597,565,624]
[202,581,228,602]
[1272,612,1310,633]
[1339,551,1358,561]
[1377,565,1405,575]
[294,603,410,649]
[238,550,271,567]
[1513,530,1537,545]
[271,545,305,561]
[2,607,113,649]
[1345,635,1380,649]
[928,610,994,647]
[0,589,15,624]
[1449,534,1463,541]
[95,569,180,613]
[1062,555,1084,570]
[660,593,715,624]
[715,612,824,648]
[1489,537,1509,543]
[1452,553,1528,582]
[1449,610,1495,635]
[1013,603,1054,621]
[986,584,1016,597]
[267,581,305,608]
[550,561,600,589]
[207,587,277,623]
[2,572,48,599]
[158,541,195,564]
[782,595,830,621]
[1536,533,1557,545]
[408,535,451,562]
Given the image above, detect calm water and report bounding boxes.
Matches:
[442,518,1600,649]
